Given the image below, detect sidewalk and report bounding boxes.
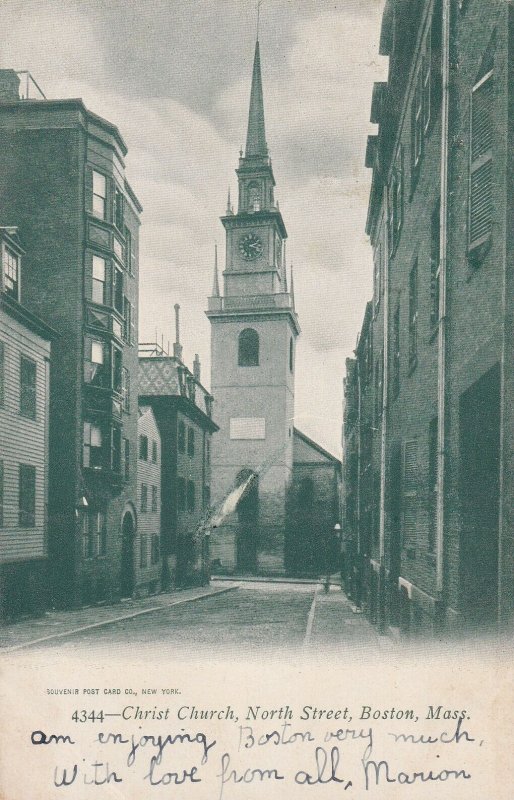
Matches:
[305,583,396,656]
[0,582,239,652]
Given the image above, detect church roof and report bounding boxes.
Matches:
[293,428,341,466]
[245,40,267,158]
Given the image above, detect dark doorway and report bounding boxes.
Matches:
[236,469,258,573]
[120,512,135,598]
[459,364,500,629]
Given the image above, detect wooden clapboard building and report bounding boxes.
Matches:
[0,226,56,619]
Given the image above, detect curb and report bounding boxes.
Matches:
[1,585,240,653]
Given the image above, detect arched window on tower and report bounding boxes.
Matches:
[289,337,294,373]
[238,328,259,367]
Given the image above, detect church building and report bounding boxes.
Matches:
[206,39,300,575]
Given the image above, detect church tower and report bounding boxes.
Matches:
[206,39,300,575]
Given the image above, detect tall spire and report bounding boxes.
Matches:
[245,40,267,158]
[212,244,220,297]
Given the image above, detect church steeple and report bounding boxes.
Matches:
[245,40,268,158]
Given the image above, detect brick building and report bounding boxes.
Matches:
[0,227,56,619]
[139,320,218,588]
[342,0,513,634]
[0,71,142,608]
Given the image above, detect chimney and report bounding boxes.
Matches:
[0,70,20,102]
[173,303,183,360]
[193,354,201,382]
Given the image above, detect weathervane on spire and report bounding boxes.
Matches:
[256,0,263,41]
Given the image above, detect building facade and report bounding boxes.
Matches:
[342,0,513,634]
[133,406,161,598]
[139,333,217,587]
[287,429,342,578]
[0,227,55,619]
[206,41,300,576]
[0,70,142,608]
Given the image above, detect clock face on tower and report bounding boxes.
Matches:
[239,233,263,261]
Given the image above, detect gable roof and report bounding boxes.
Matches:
[293,427,341,466]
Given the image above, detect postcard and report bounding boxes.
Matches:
[0,0,512,798]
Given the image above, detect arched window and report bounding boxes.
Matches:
[298,477,315,509]
[289,337,294,373]
[238,328,259,367]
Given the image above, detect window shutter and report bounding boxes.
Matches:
[470,72,493,247]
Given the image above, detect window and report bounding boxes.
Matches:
[422,31,432,133]
[84,338,107,386]
[124,438,130,481]
[373,243,382,314]
[124,226,133,275]
[177,477,186,512]
[430,198,441,328]
[151,440,158,463]
[83,422,103,469]
[82,511,106,558]
[82,513,94,559]
[113,267,123,314]
[298,477,315,509]
[121,367,130,412]
[408,259,418,369]
[469,64,493,253]
[289,337,294,373]
[151,534,160,564]
[392,304,400,399]
[151,485,158,513]
[187,427,195,457]
[3,247,19,300]
[123,297,133,344]
[140,535,148,568]
[111,426,121,473]
[96,512,107,556]
[187,480,195,512]
[428,417,438,553]
[178,421,185,453]
[92,171,107,219]
[0,460,3,527]
[114,187,124,230]
[140,483,148,513]
[0,341,4,406]
[238,328,259,367]
[19,464,36,527]
[139,434,148,461]
[388,147,403,256]
[20,356,36,419]
[92,256,107,305]
[112,348,122,394]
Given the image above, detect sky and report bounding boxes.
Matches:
[1,0,387,456]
